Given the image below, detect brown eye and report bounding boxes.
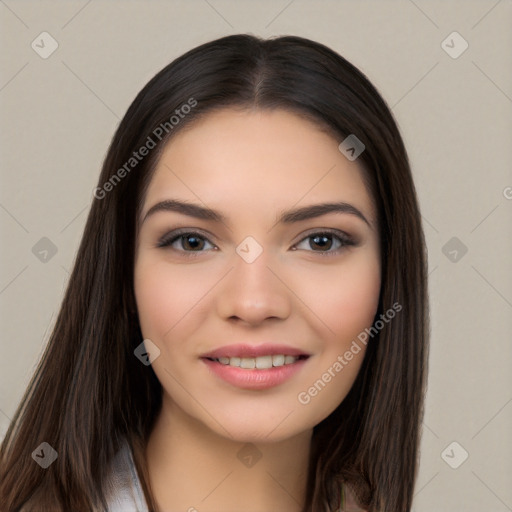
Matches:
[294,230,355,256]
[157,231,215,252]
[179,234,206,251]
[309,234,335,251]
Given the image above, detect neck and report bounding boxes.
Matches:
[146,395,312,512]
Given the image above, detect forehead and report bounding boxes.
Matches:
[142,108,376,223]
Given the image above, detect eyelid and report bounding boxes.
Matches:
[292,228,356,256]
[293,227,354,244]
[156,228,217,250]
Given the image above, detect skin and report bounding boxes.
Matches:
[134,108,381,512]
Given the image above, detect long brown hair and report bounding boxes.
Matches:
[0,34,429,511]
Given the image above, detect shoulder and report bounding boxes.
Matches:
[104,437,149,512]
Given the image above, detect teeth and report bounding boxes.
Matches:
[240,357,256,369]
[255,355,273,369]
[272,354,285,367]
[214,354,301,369]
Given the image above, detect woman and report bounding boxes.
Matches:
[0,34,429,511]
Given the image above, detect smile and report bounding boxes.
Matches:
[201,355,310,390]
[206,354,308,369]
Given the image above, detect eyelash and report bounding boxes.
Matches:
[156,228,356,257]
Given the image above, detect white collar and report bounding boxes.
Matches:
[104,438,148,511]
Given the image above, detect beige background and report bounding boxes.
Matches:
[1,1,511,510]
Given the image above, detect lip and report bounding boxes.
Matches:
[200,344,312,390]
[201,357,310,390]
[201,343,311,359]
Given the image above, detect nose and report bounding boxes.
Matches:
[215,245,292,326]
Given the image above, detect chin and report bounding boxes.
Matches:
[201,407,319,445]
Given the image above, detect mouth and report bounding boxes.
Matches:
[203,354,310,369]
[199,344,311,390]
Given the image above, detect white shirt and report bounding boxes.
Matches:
[105,438,149,511]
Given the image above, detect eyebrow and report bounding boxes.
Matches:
[141,199,372,228]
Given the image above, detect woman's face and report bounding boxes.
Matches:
[134,108,381,442]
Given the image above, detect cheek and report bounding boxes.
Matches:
[334,268,380,339]
[301,253,381,344]
[134,258,223,353]
[134,260,199,341]
[294,256,380,417]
